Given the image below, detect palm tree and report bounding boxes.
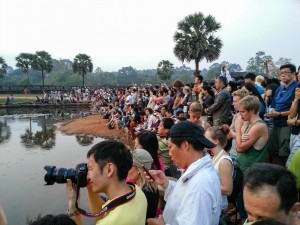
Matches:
[15,53,35,86]
[157,60,174,80]
[0,56,8,79]
[174,12,223,76]
[32,51,53,89]
[72,54,93,87]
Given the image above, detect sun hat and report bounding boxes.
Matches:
[169,121,216,148]
[132,149,153,170]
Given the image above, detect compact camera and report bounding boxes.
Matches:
[44,163,88,187]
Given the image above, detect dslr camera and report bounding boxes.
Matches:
[44,163,88,187]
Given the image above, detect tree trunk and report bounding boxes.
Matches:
[194,59,200,76]
[42,70,44,89]
[27,71,30,86]
[82,74,85,88]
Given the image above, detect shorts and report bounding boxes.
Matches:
[268,126,291,157]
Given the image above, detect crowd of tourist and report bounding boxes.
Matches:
[70,62,299,225]
[1,63,300,225]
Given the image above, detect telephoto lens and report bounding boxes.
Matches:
[44,163,88,187]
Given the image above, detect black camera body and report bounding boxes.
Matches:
[44,163,88,187]
[207,112,213,126]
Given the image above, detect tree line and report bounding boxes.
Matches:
[0,11,294,89]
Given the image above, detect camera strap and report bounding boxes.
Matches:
[75,183,136,217]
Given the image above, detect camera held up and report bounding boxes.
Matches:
[44,163,88,187]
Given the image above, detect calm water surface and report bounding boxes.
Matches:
[0,108,104,225]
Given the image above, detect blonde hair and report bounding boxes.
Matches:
[237,95,260,114]
[255,75,265,84]
[189,102,203,116]
[232,89,249,99]
[136,167,157,191]
[183,86,191,93]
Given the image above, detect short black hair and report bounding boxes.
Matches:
[217,76,228,86]
[161,117,175,130]
[27,214,76,225]
[87,140,132,181]
[244,73,256,81]
[244,163,298,214]
[195,75,203,83]
[280,64,296,73]
[166,108,174,115]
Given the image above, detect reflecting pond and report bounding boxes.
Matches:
[0,108,104,225]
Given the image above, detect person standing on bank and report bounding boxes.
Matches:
[147,121,222,225]
[205,76,231,126]
[265,64,298,166]
[205,125,233,212]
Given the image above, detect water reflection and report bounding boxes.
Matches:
[19,117,56,150]
[0,108,104,225]
[0,120,11,144]
[1,107,93,150]
[75,135,94,146]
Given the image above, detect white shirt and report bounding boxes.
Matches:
[163,154,222,225]
[147,114,158,130]
[126,95,133,105]
[220,71,233,82]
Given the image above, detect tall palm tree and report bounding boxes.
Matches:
[0,56,8,79]
[157,60,174,80]
[15,53,35,86]
[174,12,223,76]
[72,54,93,87]
[32,51,53,89]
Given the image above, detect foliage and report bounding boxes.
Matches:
[72,54,93,87]
[246,51,272,74]
[0,121,11,144]
[15,53,35,86]
[205,61,243,81]
[173,12,223,76]
[275,57,292,67]
[31,51,53,88]
[118,66,137,76]
[0,56,8,79]
[157,60,174,80]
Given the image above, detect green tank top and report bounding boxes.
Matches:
[237,120,268,174]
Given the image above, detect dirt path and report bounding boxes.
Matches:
[58,115,130,145]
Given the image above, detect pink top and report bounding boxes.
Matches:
[154,158,165,172]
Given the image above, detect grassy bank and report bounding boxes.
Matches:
[0,94,43,105]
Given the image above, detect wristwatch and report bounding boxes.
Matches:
[66,209,80,217]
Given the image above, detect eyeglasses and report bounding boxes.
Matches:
[280,71,293,76]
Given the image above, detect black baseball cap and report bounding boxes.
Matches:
[169,121,216,148]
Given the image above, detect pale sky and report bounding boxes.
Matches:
[1,0,299,72]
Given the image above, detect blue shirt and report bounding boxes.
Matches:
[271,81,298,127]
[256,85,265,95]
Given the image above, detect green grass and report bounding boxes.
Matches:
[0,94,43,105]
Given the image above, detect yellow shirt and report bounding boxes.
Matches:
[96,185,147,225]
